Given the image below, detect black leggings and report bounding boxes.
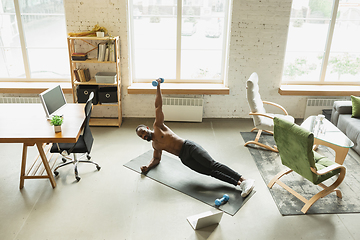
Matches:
[179,140,241,186]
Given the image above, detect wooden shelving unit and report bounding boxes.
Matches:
[67,36,122,127]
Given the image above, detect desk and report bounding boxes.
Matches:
[0,103,85,189]
[301,116,354,165]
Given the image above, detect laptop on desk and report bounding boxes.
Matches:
[39,85,67,119]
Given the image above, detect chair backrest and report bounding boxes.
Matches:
[246,72,267,127]
[273,117,318,183]
[83,92,94,153]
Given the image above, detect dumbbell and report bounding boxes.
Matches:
[215,194,229,207]
[152,78,164,86]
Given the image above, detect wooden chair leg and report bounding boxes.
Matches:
[270,167,346,214]
[244,130,279,152]
[301,167,346,213]
[268,169,293,188]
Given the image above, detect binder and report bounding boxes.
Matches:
[97,43,106,62]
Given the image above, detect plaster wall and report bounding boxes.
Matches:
[63,0,307,119]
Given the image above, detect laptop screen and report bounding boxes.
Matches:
[39,85,67,118]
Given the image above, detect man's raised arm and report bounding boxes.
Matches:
[154,79,164,126]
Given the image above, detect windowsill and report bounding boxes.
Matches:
[0,82,73,94]
[279,85,360,96]
[127,83,229,95]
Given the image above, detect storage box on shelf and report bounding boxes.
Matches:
[67,36,122,127]
[99,87,118,103]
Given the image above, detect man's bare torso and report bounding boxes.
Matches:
[152,123,184,156]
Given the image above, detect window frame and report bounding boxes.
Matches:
[281,0,360,86]
[128,0,232,85]
[0,0,69,82]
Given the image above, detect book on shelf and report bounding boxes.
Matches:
[84,68,91,81]
[71,52,87,61]
[108,43,116,62]
[73,69,80,81]
[73,68,91,82]
[105,47,109,61]
[97,43,107,62]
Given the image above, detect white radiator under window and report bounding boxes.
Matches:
[163,97,203,122]
[0,97,41,104]
[304,98,348,119]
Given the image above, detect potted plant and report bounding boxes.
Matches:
[50,115,64,133]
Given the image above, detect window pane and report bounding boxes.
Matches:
[130,0,229,83]
[21,15,67,48]
[0,0,15,13]
[181,50,221,79]
[0,11,24,78]
[282,0,334,82]
[20,0,68,79]
[282,52,322,82]
[326,1,360,82]
[134,49,176,79]
[132,0,177,80]
[181,0,225,80]
[28,48,69,78]
[0,14,21,47]
[325,53,360,82]
[0,47,25,78]
[19,0,64,14]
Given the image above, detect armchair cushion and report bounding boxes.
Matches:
[257,114,294,132]
[313,151,341,185]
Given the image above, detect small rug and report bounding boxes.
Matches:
[241,132,360,215]
[124,150,255,216]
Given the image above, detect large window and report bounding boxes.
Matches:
[129,0,231,84]
[0,0,69,81]
[282,0,360,85]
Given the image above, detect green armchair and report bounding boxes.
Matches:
[268,117,346,214]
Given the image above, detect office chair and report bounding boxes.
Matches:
[50,92,100,181]
[245,72,294,152]
[268,117,346,213]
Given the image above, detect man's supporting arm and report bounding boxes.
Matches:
[141,149,162,173]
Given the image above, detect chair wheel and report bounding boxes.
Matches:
[96,166,101,171]
[76,176,81,182]
[62,158,67,163]
[87,155,91,160]
[54,171,59,176]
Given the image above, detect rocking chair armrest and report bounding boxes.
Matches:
[310,164,346,175]
[262,101,288,115]
[249,112,274,119]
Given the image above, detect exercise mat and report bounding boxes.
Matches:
[124,150,255,216]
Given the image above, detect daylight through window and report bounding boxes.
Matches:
[0,0,69,81]
[282,0,360,85]
[129,0,231,84]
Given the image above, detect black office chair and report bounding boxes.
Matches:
[50,92,100,181]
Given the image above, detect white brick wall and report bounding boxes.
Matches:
[63,0,307,119]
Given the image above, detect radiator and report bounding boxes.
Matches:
[0,97,41,104]
[163,97,203,122]
[304,98,348,119]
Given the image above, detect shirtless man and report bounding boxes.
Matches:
[136,79,255,197]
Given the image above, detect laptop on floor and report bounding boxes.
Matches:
[187,210,223,230]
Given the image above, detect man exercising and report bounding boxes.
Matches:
[136,79,255,197]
